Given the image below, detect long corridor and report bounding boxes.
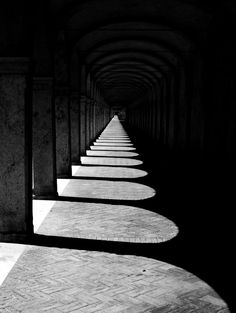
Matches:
[0,117,230,312]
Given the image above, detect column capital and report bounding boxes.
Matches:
[0,57,30,74]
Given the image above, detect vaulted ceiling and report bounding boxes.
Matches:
[48,0,234,107]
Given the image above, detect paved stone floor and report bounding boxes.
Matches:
[93,143,134,146]
[81,156,143,167]
[36,202,178,243]
[60,179,155,201]
[86,151,139,157]
[90,146,136,151]
[0,116,230,312]
[0,248,229,313]
[73,166,148,179]
[95,140,132,143]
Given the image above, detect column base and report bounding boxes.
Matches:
[0,233,32,244]
[32,192,58,200]
[71,161,81,165]
[57,174,72,179]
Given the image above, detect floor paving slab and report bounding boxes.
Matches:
[74,166,147,179]
[81,156,143,166]
[0,116,230,312]
[90,145,136,151]
[0,247,229,312]
[86,150,139,157]
[36,201,178,243]
[60,179,156,201]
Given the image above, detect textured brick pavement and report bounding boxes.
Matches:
[60,179,155,201]
[86,151,139,157]
[90,146,136,151]
[0,247,229,313]
[96,140,132,143]
[93,143,133,146]
[81,156,143,166]
[74,166,147,179]
[0,116,230,312]
[36,202,178,243]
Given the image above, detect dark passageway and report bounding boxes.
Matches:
[0,0,235,312]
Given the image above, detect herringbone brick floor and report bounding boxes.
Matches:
[36,201,178,243]
[0,116,230,312]
[0,247,229,313]
[80,156,143,166]
[86,151,139,157]
[73,166,147,179]
[60,179,155,201]
[90,146,136,151]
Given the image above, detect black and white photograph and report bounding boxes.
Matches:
[0,0,235,312]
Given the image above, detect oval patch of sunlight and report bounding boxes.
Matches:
[96,139,132,143]
[86,150,139,158]
[91,146,136,151]
[36,202,178,243]
[80,157,143,166]
[4,248,230,312]
[94,142,133,146]
[99,136,129,139]
[60,179,155,201]
[90,146,136,151]
[73,166,147,179]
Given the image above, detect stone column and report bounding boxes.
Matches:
[167,75,176,149]
[90,100,95,140]
[70,91,80,164]
[189,57,205,153]
[158,82,164,143]
[98,105,101,134]
[176,67,187,150]
[149,92,154,137]
[94,103,98,137]
[55,86,72,177]
[103,107,106,128]
[0,58,33,239]
[85,99,91,148]
[79,95,87,155]
[162,78,168,145]
[93,100,97,139]
[152,90,157,140]
[99,105,103,133]
[33,77,57,198]
[107,107,111,125]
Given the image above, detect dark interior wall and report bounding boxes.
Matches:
[203,19,236,168]
[126,27,236,170]
[0,1,33,56]
[123,6,236,309]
